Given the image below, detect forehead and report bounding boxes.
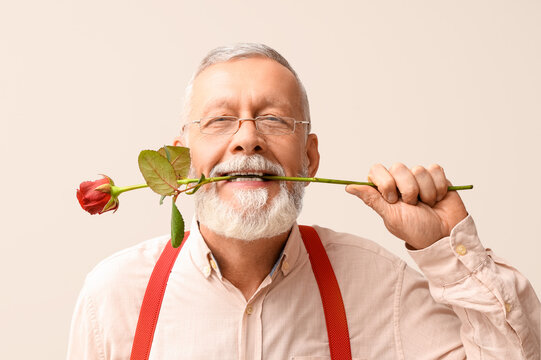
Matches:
[189,57,302,117]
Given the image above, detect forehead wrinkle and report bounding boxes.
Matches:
[259,95,296,114]
[200,94,297,118]
[200,97,238,116]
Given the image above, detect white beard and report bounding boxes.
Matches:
[194,155,307,241]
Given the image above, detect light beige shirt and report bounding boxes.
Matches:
[67,216,540,359]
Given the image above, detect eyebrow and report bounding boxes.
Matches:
[200,96,295,117]
[201,98,234,113]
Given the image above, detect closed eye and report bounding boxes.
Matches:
[258,116,286,123]
[204,116,237,125]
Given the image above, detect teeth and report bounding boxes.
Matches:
[228,172,265,176]
[226,172,267,182]
[230,177,264,182]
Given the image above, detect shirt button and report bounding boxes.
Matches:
[210,259,218,271]
[455,244,467,256]
[505,302,512,313]
[282,260,290,272]
[246,306,253,315]
[203,265,211,277]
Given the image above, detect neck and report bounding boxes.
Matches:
[199,223,291,300]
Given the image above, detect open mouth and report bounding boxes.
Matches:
[221,171,275,182]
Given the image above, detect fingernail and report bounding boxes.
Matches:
[387,192,398,203]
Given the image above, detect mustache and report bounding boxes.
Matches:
[208,155,285,178]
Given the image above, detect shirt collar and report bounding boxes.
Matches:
[184,217,216,279]
[277,222,302,277]
[185,216,304,279]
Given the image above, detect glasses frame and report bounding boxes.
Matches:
[183,116,310,136]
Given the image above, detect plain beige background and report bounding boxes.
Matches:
[1,1,540,358]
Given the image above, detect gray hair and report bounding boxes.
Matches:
[181,43,311,134]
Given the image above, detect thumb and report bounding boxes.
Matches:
[345,184,388,217]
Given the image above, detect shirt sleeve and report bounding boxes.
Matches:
[66,284,106,360]
[406,215,541,359]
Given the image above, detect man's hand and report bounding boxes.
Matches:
[346,163,468,249]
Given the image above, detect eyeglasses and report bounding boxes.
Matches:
[184,116,310,135]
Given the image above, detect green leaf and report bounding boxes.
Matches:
[163,145,172,161]
[171,199,185,248]
[186,174,206,195]
[159,195,166,205]
[138,150,179,196]
[157,146,191,180]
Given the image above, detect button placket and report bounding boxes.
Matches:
[241,297,264,360]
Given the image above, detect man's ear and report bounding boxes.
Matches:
[305,133,320,178]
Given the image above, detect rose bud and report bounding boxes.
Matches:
[76,175,119,215]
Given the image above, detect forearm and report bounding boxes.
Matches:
[408,215,540,359]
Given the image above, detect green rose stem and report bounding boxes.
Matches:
[263,176,474,191]
[106,175,472,248]
[111,176,473,196]
[82,147,474,248]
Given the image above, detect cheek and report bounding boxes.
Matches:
[191,150,214,175]
[279,145,307,175]
[189,138,227,175]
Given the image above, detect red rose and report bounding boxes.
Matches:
[76,175,119,215]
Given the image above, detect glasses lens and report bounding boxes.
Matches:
[256,116,295,135]
[200,116,238,135]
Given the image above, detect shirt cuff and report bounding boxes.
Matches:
[407,215,490,286]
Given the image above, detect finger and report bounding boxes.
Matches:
[368,163,398,203]
[411,165,437,206]
[389,163,420,205]
[345,185,388,217]
[427,164,448,201]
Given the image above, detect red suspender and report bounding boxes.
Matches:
[130,227,352,360]
[298,225,352,360]
[130,232,189,360]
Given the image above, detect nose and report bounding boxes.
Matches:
[237,118,257,130]
[228,118,266,155]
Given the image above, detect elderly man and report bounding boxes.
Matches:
[67,44,540,359]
